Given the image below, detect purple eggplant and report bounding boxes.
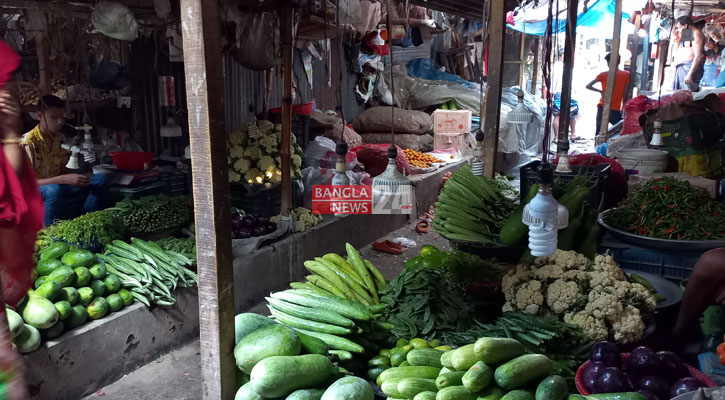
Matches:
[670,377,705,398]
[593,367,630,393]
[656,351,689,383]
[583,362,606,392]
[635,375,669,400]
[252,227,264,237]
[590,341,622,368]
[625,347,660,377]
[241,215,255,228]
[266,222,277,232]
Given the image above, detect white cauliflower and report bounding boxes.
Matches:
[233,158,252,174]
[609,305,646,343]
[245,146,263,161]
[229,145,245,159]
[564,310,609,341]
[274,124,282,132]
[593,254,626,281]
[514,280,545,315]
[546,279,580,314]
[585,289,623,320]
[502,265,532,301]
[257,120,274,134]
[292,154,302,169]
[258,155,276,172]
[536,250,588,270]
[245,168,263,183]
[228,171,241,182]
[229,132,243,146]
[533,264,565,281]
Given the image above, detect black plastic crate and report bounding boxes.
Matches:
[520,160,611,209]
[161,171,191,197]
[269,114,311,150]
[229,183,302,218]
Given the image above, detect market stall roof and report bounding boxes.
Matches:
[507,0,633,38]
[409,0,520,19]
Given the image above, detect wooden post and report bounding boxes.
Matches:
[654,39,669,91]
[280,7,293,216]
[179,0,235,398]
[519,32,526,88]
[626,13,642,102]
[555,0,578,167]
[482,0,505,178]
[597,0,623,144]
[531,37,540,94]
[640,30,650,90]
[36,30,52,95]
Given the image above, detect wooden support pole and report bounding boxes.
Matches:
[555,0,579,165]
[36,30,52,95]
[531,37,540,94]
[519,32,526,87]
[626,13,642,101]
[482,0,505,178]
[280,7,293,216]
[640,30,650,90]
[179,0,235,398]
[654,39,669,92]
[597,0,623,145]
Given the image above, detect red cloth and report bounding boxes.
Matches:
[0,40,44,307]
[553,153,628,208]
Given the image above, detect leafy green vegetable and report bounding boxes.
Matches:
[47,210,124,246]
[108,195,193,235]
[380,268,471,341]
[404,250,506,284]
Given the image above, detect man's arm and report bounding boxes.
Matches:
[686,29,706,83]
[586,78,603,94]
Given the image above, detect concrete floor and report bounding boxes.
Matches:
[82,220,447,400]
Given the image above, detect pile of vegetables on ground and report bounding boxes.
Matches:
[582,341,709,399]
[271,207,324,233]
[108,195,193,236]
[607,177,725,240]
[10,242,134,353]
[433,165,516,244]
[44,210,124,247]
[231,209,278,239]
[502,250,656,343]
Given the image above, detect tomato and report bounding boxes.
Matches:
[419,244,440,257]
[718,342,725,356]
[719,352,725,366]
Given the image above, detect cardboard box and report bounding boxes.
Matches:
[628,172,718,198]
[434,132,464,151]
[433,110,472,134]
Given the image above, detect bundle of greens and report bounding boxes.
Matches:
[155,237,197,264]
[109,195,193,235]
[47,210,124,246]
[404,249,507,284]
[608,176,725,240]
[442,312,592,376]
[380,268,471,340]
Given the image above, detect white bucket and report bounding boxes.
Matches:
[614,149,670,174]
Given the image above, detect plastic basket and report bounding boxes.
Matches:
[268,114,311,150]
[110,152,154,170]
[599,232,703,283]
[575,353,716,395]
[520,160,610,210]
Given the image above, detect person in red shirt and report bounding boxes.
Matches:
[585,53,631,137]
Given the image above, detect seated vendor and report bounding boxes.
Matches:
[22,95,107,226]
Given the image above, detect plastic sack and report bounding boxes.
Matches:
[352,107,433,135]
[91,2,138,41]
[236,12,279,71]
[606,131,648,157]
[360,133,433,152]
[231,217,291,256]
[338,0,361,25]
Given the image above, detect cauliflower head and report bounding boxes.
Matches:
[258,155,276,172]
[229,132,244,146]
[245,146,263,161]
[585,288,623,320]
[502,265,533,301]
[229,145,245,159]
[514,280,545,315]
[257,120,274,134]
[233,158,252,174]
[564,310,609,341]
[228,171,241,183]
[292,154,302,169]
[609,305,646,343]
[536,250,589,271]
[546,279,580,314]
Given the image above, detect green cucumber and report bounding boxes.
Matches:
[39,242,69,261]
[414,392,437,400]
[474,338,525,365]
[379,366,441,383]
[250,354,334,398]
[292,328,364,353]
[270,290,373,321]
[268,305,351,335]
[286,388,326,400]
[478,386,506,400]
[329,350,353,360]
[494,354,553,391]
[502,390,535,400]
[381,377,405,397]
[296,330,329,355]
[436,385,477,400]
[234,325,301,374]
[436,371,466,389]
[407,348,444,367]
[462,361,493,393]
[440,367,454,375]
[535,375,568,400]
[234,313,276,344]
[367,366,388,381]
[451,344,477,370]
[441,350,455,368]
[234,382,264,400]
[267,297,354,327]
[397,377,437,398]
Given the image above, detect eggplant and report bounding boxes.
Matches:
[266,223,277,232]
[625,347,660,377]
[594,367,630,393]
[590,341,622,368]
[656,351,689,383]
[252,227,264,237]
[635,375,669,400]
[583,361,606,392]
[241,216,255,228]
[257,217,269,227]
[231,217,244,231]
[670,377,705,398]
[635,389,661,400]
[237,229,251,239]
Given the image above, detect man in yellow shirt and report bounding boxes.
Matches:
[23,95,107,226]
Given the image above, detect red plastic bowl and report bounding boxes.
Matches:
[575,353,716,395]
[111,152,154,170]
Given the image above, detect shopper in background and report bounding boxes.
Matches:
[586,53,631,137]
[673,15,706,92]
[0,38,41,400]
[551,49,580,141]
[23,95,108,226]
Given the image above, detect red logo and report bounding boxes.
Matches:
[311,185,372,214]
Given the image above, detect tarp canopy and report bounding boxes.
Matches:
[507,0,633,38]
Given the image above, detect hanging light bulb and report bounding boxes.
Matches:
[650,119,663,146]
[507,90,533,125]
[471,128,485,176]
[523,163,569,257]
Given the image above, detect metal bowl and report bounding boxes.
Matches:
[598,208,725,251]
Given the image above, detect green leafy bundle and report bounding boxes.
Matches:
[155,237,197,264]
[47,210,124,245]
[109,195,193,235]
[380,268,471,340]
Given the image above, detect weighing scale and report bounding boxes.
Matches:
[96,164,163,186]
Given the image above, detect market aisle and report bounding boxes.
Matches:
[80,220,446,399]
[81,339,201,400]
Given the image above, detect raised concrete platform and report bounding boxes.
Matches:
[26,287,199,400]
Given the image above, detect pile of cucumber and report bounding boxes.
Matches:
[374,337,567,400]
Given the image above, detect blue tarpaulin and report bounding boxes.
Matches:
[507,0,631,39]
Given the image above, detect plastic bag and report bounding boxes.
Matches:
[231,217,291,256]
[91,2,138,41]
[338,0,361,25]
[236,12,279,71]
